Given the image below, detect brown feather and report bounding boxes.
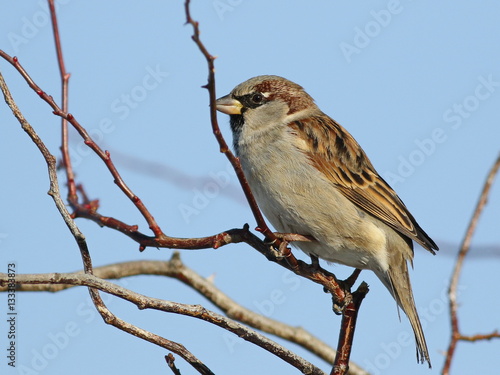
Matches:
[288,115,438,253]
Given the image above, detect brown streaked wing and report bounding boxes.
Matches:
[289,115,438,253]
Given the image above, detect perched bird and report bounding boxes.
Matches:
[215,75,438,366]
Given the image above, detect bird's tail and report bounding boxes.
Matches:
[375,256,431,367]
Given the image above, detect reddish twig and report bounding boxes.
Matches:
[48,0,77,201]
[331,282,369,375]
[184,0,276,243]
[443,153,500,375]
[0,48,163,238]
[458,332,500,342]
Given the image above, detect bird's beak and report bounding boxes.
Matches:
[215,95,243,115]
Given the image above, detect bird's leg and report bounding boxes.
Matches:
[277,240,300,272]
[265,232,313,271]
[273,232,315,243]
[271,232,314,260]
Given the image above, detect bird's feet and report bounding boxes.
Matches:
[326,268,363,315]
[264,232,314,269]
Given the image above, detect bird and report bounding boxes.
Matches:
[215,75,438,366]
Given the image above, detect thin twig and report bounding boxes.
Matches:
[331,283,369,375]
[0,71,84,254]
[48,0,77,201]
[443,153,500,375]
[458,332,500,342]
[0,48,164,237]
[184,0,276,243]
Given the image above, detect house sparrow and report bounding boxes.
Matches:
[215,75,438,366]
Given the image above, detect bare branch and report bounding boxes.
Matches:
[0,66,216,374]
[443,153,500,374]
[0,70,84,252]
[0,47,165,238]
[331,282,369,375]
[0,271,325,375]
[459,332,500,342]
[0,257,339,365]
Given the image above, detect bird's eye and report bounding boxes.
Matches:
[251,93,264,104]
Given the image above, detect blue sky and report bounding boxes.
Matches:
[1,1,499,374]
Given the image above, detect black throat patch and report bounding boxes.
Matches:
[229,114,244,155]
